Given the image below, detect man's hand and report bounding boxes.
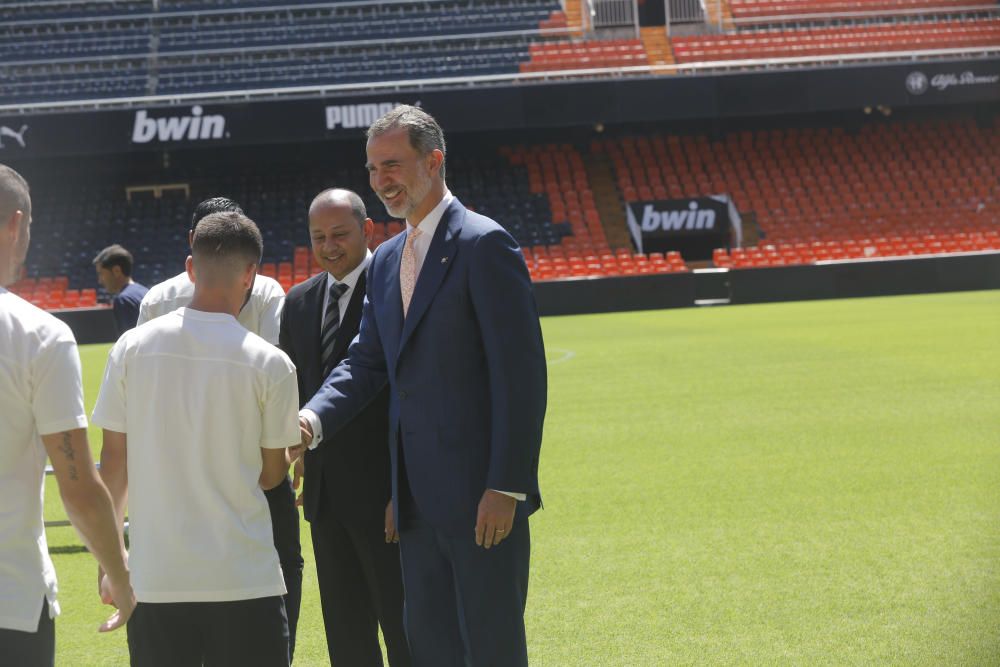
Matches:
[475,489,516,549]
[291,456,304,508]
[98,571,136,632]
[298,416,313,449]
[384,500,398,544]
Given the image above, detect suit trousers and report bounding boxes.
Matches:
[265,476,303,662]
[310,482,411,666]
[397,482,530,667]
[0,598,54,667]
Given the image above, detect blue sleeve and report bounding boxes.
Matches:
[111,296,138,334]
[302,261,389,444]
[468,229,547,493]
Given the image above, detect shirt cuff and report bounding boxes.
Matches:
[492,489,526,502]
[299,409,323,450]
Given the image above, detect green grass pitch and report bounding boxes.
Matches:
[42,290,1000,665]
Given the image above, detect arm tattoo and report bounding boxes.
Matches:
[59,432,78,481]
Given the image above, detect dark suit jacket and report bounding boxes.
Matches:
[279,270,391,526]
[304,198,547,536]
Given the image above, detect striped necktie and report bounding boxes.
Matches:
[320,281,349,375]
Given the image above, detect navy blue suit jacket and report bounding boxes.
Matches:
[304,198,547,535]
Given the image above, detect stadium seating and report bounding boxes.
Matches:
[599,115,1000,268]
[0,0,570,103]
[520,39,647,72]
[4,0,996,105]
[672,18,1000,63]
[729,0,999,21]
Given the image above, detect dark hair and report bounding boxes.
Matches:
[191,211,263,266]
[367,105,447,179]
[0,163,31,222]
[92,244,134,276]
[191,197,243,231]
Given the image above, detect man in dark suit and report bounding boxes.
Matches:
[299,106,547,667]
[278,189,410,666]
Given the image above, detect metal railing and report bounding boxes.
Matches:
[666,0,707,25]
[585,0,640,35]
[1,45,995,115]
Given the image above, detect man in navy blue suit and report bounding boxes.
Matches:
[299,106,546,666]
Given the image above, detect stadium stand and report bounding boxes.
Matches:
[7,110,998,311]
[672,18,1000,63]
[0,0,574,103]
[599,115,1000,268]
[728,0,999,21]
[5,0,997,105]
[2,0,998,309]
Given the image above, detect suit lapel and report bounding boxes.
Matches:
[330,271,365,363]
[303,273,328,367]
[398,199,464,354]
[381,235,406,354]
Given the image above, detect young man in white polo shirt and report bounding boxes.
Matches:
[0,164,135,665]
[94,211,301,667]
[135,197,303,655]
[136,197,285,343]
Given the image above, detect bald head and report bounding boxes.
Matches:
[308,188,373,280]
[309,188,367,227]
[0,164,32,286]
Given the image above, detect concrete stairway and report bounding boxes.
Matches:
[703,0,734,31]
[563,0,587,36]
[584,152,633,250]
[639,26,675,67]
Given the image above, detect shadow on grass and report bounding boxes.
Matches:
[49,545,89,555]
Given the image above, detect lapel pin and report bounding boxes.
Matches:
[441,257,449,264]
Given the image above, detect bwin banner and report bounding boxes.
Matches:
[626,195,742,259]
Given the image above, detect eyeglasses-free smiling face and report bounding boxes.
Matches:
[309,200,372,281]
[366,127,443,224]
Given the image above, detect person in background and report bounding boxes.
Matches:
[279,188,410,666]
[0,163,135,666]
[93,243,148,334]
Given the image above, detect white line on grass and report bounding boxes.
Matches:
[547,348,575,365]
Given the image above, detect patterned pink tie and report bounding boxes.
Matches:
[400,227,421,317]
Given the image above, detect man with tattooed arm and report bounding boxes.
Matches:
[0,163,135,666]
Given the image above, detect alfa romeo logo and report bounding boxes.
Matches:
[906,71,928,95]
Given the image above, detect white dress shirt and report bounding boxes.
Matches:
[301,191,524,501]
[319,250,372,336]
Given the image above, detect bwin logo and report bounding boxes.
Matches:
[132,106,227,144]
[325,101,417,130]
[641,202,716,232]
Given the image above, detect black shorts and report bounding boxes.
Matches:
[0,598,55,667]
[126,596,289,667]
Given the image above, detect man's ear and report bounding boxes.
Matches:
[363,217,375,245]
[4,209,23,241]
[243,263,258,290]
[428,149,444,177]
[185,255,195,284]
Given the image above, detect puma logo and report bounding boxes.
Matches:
[0,124,28,148]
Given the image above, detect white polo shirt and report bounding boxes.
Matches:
[137,272,285,344]
[92,307,300,603]
[0,288,86,631]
